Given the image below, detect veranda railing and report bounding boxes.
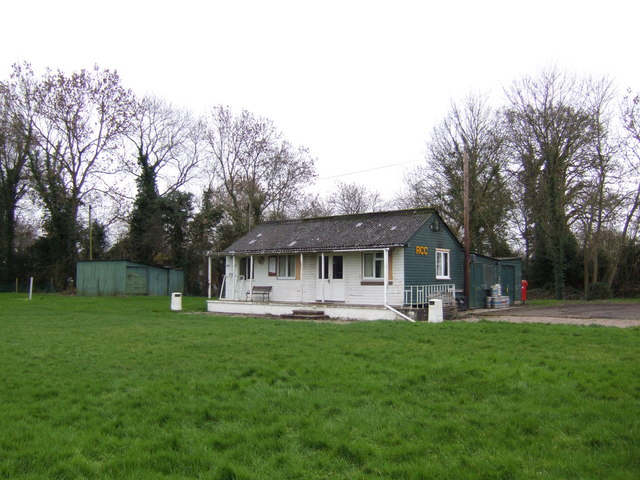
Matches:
[403,284,456,308]
[220,274,246,301]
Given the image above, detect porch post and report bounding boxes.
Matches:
[321,252,325,302]
[207,256,212,299]
[249,255,254,301]
[300,253,304,302]
[232,256,237,300]
[383,248,389,305]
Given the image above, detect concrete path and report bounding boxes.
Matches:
[458,302,640,328]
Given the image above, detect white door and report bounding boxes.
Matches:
[316,255,345,302]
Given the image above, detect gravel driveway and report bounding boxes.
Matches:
[458,302,640,328]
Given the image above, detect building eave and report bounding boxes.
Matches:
[215,243,407,257]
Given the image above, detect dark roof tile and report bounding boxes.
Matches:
[223,208,436,254]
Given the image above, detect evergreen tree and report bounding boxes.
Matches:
[128,150,165,263]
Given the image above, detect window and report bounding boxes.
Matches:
[436,249,450,279]
[239,257,254,279]
[278,255,296,279]
[319,255,344,279]
[332,256,343,279]
[363,252,384,279]
[268,256,277,276]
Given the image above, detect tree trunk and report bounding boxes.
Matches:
[607,182,640,289]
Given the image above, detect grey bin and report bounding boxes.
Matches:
[171,292,183,311]
[428,299,443,323]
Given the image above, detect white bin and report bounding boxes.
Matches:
[171,292,183,311]
[428,299,443,323]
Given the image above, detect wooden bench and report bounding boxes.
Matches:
[247,285,272,302]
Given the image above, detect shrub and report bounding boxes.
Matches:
[587,282,613,301]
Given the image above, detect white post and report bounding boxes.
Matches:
[232,256,237,300]
[28,277,34,301]
[249,255,254,301]
[300,253,304,302]
[320,253,325,302]
[383,248,389,306]
[207,256,212,299]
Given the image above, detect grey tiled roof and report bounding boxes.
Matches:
[223,208,436,254]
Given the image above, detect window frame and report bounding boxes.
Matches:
[435,249,450,280]
[362,251,384,280]
[278,255,296,279]
[268,256,277,276]
[239,257,254,280]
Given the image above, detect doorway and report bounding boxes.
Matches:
[316,254,345,302]
[501,266,515,305]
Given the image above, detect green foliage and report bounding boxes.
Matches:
[162,190,194,269]
[613,241,640,298]
[1,294,639,479]
[587,282,613,300]
[529,228,582,297]
[78,220,108,260]
[128,151,164,264]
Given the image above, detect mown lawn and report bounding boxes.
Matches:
[0,294,638,479]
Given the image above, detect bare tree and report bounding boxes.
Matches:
[505,69,596,298]
[0,66,35,284]
[326,181,385,215]
[26,65,134,287]
[203,105,316,245]
[120,95,203,263]
[606,89,640,289]
[124,95,203,196]
[572,78,625,295]
[401,93,513,256]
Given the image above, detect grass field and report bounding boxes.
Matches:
[0,294,638,479]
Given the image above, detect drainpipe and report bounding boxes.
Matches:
[385,304,416,322]
[383,248,389,305]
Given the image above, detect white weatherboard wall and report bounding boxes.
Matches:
[346,249,404,306]
[227,249,405,307]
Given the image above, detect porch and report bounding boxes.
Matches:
[208,280,457,321]
[206,299,398,321]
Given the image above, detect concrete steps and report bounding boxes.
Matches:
[282,309,331,320]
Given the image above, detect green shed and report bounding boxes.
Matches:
[76,260,184,296]
[469,254,522,308]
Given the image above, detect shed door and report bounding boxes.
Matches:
[126,266,148,295]
[501,266,515,305]
[470,263,483,309]
[316,255,345,302]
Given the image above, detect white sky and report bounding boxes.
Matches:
[2,0,638,200]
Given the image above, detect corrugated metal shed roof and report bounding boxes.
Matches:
[223,208,436,255]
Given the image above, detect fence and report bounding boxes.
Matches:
[403,284,456,308]
[0,277,59,294]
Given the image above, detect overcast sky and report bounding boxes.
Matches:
[2,0,638,200]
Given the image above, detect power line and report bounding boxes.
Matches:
[317,160,421,181]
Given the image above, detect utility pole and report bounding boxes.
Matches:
[89,205,93,261]
[463,149,471,309]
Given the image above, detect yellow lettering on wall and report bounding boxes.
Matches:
[415,246,429,256]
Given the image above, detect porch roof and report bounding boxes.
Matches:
[222,208,436,255]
